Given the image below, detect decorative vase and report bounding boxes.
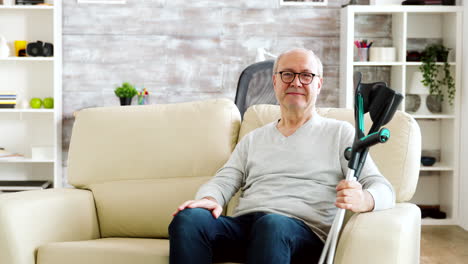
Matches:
[436,50,449,62]
[426,95,442,113]
[407,70,431,115]
[405,94,421,113]
[0,35,10,58]
[119,97,132,106]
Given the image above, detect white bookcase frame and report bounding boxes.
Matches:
[0,3,62,188]
[340,5,463,226]
[459,2,468,231]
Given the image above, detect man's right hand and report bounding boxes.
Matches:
[172,197,223,219]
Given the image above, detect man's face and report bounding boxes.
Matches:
[272,50,322,112]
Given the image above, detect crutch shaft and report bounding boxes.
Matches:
[319,169,356,264]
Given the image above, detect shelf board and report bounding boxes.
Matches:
[354,61,404,66]
[411,114,455,119]
[0,109,54,113]
[0,57,54,61]
[353,62,456,67]
[420,163,453,171]
[406,62,456,66]
[0,5,54,10]
[348,5,463,14]
[422,218,455,225]
[0,157,54,163]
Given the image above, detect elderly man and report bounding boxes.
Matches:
[168,48,395,264]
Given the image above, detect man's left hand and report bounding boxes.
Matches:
[335,179,375,213]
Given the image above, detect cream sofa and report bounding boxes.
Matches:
[0,98,421,264]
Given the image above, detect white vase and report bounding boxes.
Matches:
[414,94,432,115]
[0,35,10,58]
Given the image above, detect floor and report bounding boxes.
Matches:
[421,226,468,264]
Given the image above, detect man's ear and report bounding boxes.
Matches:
[316,77,323,94]
[272,74,280,102]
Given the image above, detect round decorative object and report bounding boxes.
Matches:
[426,95,442,113]
[421,156,436,166]
[43,97,54,109]
[405,94,421,113]
[30,98,42,109]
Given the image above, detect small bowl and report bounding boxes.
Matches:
[421,156,436,166]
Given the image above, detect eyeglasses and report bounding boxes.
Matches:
[275,71,316,85]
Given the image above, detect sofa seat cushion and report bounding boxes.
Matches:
[37,238,240,264]
[37,238,169,264]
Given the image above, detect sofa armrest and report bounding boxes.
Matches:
[335,203,421,264]
[0,188,100,264]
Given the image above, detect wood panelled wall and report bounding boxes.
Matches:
[61,0,378,184]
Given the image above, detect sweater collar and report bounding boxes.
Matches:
[276,110,322,129]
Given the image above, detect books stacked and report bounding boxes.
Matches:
[0,92,16,108]
[0,180,51,192]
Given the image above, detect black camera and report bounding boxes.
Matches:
[15,0,44,5]
[26,41,53,57]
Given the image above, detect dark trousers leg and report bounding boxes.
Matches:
[246,214,324,264]
[169,209,324,264]
[168,208,251,264]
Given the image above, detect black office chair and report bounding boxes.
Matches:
[234,60,278,118]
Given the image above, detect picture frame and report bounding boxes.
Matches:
[279,0,328,6]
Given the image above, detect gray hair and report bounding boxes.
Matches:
[273,48,323,78]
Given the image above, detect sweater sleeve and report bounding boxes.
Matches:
[195,134,249,207]
[339,122,396,211]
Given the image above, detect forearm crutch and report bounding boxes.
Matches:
[318,72,403,264]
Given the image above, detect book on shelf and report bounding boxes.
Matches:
[0,103,16,108]
[0,180,51,191]
[0,147,24,158]
[0,93,16,108]
[0,92,16,96]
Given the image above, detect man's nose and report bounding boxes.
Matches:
[291,74,302,87]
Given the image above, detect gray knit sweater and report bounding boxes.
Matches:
[195,113,395,242]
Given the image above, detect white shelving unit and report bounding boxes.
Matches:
[0,57,55,61]
[0,3,62,188]
[340,5,463,226]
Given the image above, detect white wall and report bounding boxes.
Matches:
[460,2,468,231]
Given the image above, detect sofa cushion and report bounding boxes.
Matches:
[89,177,211,238]
[37,238,240,264]
[68,99,241,188]
[37,238,169,264]
[226,105,420,216]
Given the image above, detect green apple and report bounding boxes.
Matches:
[43,97,54,109]
[30,98,42,109]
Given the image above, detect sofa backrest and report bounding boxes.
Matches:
[67,99,241,238]
[226,105,421,216]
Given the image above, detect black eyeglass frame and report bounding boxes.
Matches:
[274,71,317,85]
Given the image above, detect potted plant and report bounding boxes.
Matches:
[114,82,138,106]
[419,44,455,106]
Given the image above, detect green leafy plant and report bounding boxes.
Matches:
[114,82,138,98]
[419,44,455,105]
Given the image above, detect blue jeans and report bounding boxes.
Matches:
[168,208,324,264]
